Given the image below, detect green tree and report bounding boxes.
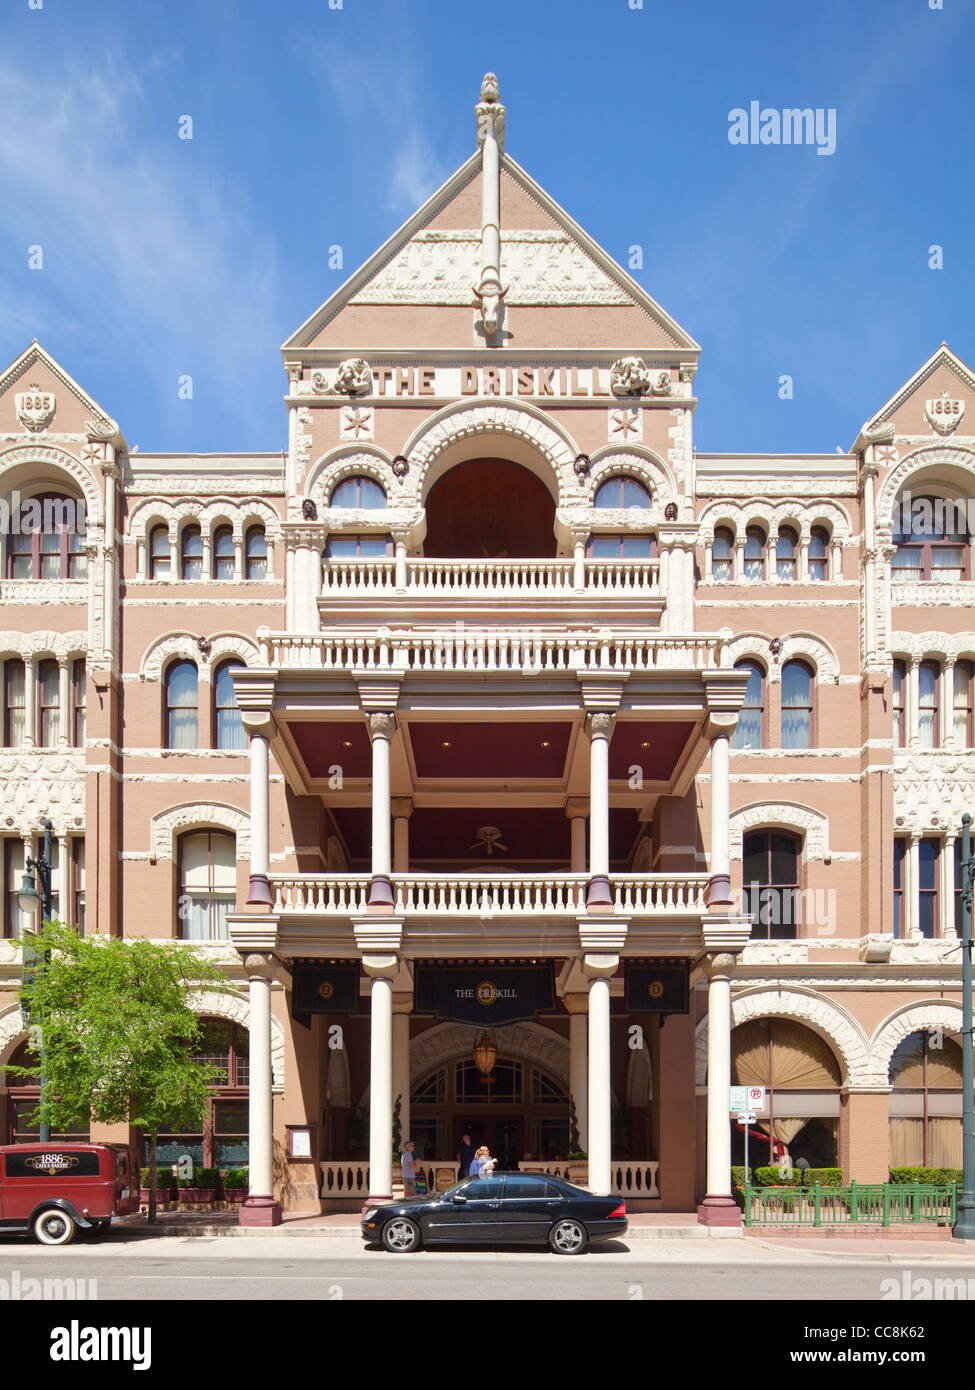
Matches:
[11,921,226,1224]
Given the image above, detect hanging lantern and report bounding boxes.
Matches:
[474,1031,497,1080]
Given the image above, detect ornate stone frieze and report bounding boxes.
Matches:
[893,751,975,834]
[0,750,86,837]
[724,631,839,684]
[15,385,56,432]
[729,802,830,860]
[924,391,965,435]
[698,477,858,497]
[889,630,975,663]
[140,631,259,682]
[890,581,975,608]
[312,358,372,397]
[696,498,852,545]
[149,803,250,862]
[0,630,88,660]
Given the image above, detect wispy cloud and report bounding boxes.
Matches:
[0,46,281,440]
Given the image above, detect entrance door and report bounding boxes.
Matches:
[454,1116,524,1173]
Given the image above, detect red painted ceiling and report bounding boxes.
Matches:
[290,721,371,779]
[608,721,696,782]
[409,721,572,780]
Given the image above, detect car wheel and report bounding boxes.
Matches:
[549,1218,588,1255]
[382,1217,421,1253]
[33,1208,77,1246]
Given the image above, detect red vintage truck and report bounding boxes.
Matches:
[0,1143,139,1244]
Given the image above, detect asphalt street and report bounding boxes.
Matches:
[3,1233,975,1300]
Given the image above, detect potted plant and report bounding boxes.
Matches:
[140,1166,175,1207]
[177,1167,219,1206]
[221,1168,248,1206]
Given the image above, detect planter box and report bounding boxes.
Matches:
[177,1188,215,1204]
[140,1187,175,1203]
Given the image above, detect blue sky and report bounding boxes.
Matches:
[1,0,972,455]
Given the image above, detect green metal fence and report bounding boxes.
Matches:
[741,1180,957,1228]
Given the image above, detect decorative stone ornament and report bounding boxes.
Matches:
[85,416,121,443]
[574,454,591,477]
[312,358,372,396]
[925,390,965,435]
[475,71,505,152]
[610,358,652,396]
[391,455,409,478]
[15,384,55,432]
[301,499,318,521]
[664,501,678,521]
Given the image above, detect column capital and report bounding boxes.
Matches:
[587,711,615,740]
[390,796,414,820]
[360,952,399,980]
[240,951,280,980]
[240,709,273,736]
[565,797,590,820]
[700,951,737,980]
[581,952,620,979]
[366,711,397,742]
[562,991,589,1014]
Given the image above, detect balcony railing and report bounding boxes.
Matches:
[320,556,660,597]
[260,627,729,673]
[269,872,709,916]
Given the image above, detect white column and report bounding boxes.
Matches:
[392,1001,411,1158]
[367,969,394,1201]
[906,833,921,937]
[391,798,412,874]
[697,953,740,1226]
[943,662,956,748]
[584,956,616,1195]
[941,836,957,939]
[573,539,586,590]
[569,812,587,873]
[239,955,281,1226]
[23,659,36,748]
[368,712,395,907]
[586,713,613,908]
[734,539,745,583]
[799,535,810,583]
[394,539,408,592]
[57,660,70,748]
[565,993,589,1153]
[244,715,272,907]
[908,659,920,748]
[707,728,733,909]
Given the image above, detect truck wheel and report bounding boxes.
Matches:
[33,1208,77,1246]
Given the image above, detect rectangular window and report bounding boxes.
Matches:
[5,839,25,939]
[37,660,59,747]
[955,839,966,937]
[918,838,939,938]
[72,837,86,934]
[893,838,905,939]
[72,660,86,746]
[4,662,25,748]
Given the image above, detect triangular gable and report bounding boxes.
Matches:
[0,340,121,438]
[283,153,698,353]
[853,344,975,446]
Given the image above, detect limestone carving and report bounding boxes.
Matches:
[0,444,105,527]
[925,391,965,435]
[870,1001,962,1085]
[140,631,258,682]
[313,359,372,397]
[610,358,653,396]
[875,445,975,531]
[475,71,505,151]
[15,385,55,432]
[150,803,251,862]
[187,987,284,1088]
[85,416,121,444]
[729,802,829,860]
[0,750,85,837]
[403,401,577,503]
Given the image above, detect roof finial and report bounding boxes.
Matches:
[473,73,506,340]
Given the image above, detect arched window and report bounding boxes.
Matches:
[953,661,974,748]
[5,1039,90,1143]
[244,525,267,580]
[593,476,651,509]
[732,660,764,749]
[154,1018,249,1170]
[775,526,798,581]
[889,1031,962,1169]
[808,526,829,581]
[178,831,236,940]
[213,661,245,751]
[165,660,198,749]
[892,494,969,582]
[712,527,734,582]
[892,660,907,748]
[3,660,25,747]
[149,525,171,579]
[180,525,203,581]
[213,525,234,580]
[742,831,802,939]
[781,660,814,749]
[324,534,393,559]
[37,659,59,746]
[4,493,87,581]
[72,659,86,747]
[731,1019,841,1168]
[918,660,940,748]
[330,476,387,509]
[744,526,766,581]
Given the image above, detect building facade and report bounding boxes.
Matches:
[0,76,972,1224]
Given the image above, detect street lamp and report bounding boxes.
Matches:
[18,818,54,1146]
[954,812,975,1241]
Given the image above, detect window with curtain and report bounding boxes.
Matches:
[593,476,651,509]
[180,525,203,581]
[731,660,764,749]
[4,493,86,581]
[165,661,198,749]
[918,837,939,938]
[731,1018,841,1167]
[892,494,969,582]
[149,525,171,579]
[244,526,267,580]
[71,837,85,934]
[775,526,798,580]
[178,831,236,940]
[330,476,387,508]
[213,525,234,580]
[213,661,245,751]
[587,534,656,558]
[918,660,939,748]
[893,838,906,937]
[742,831,801,939]
[781,660,813,749]
[4,839,26,938]
[72,659,86,746]
[37,659,59,746]
[712,527,734,582]
[744,526,766,580]
[325,534,393,558]
[953,661,974,747]
[889,1031,962,1169]
[4,660,25,747]
[892,660,906,748]
[808,526,829,581]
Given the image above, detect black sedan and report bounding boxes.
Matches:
[361,1172,627,1254]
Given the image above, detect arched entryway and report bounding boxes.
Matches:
[423,458,557,558]
[730,1018,842,1168]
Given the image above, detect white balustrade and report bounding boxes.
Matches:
[270,871,709,916]
[263,628,727,674]
[320,1162,370,1197]
[319,556,660,597]
[518,1159,660,1199]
